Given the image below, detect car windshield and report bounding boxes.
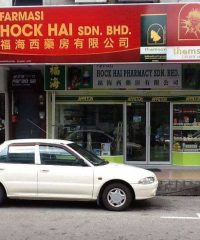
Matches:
[68,143,109,166]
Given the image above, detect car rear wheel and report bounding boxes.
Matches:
[0,186,6,205]
[102,183,133,211]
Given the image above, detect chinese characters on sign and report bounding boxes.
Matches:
[45,64,182,90]
[45,65,65,90]
[0,8,134,63]
[93,64,182,89]
[0,3,199,63]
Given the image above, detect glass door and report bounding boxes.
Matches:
[150,102,171,163]
[126,102,171,164]
[126,103,147,163]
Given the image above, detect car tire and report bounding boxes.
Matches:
[0,186,6,206]
[102,183,133,211]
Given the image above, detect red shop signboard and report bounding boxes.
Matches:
[0,3,199,64]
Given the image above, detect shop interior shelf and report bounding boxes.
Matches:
[174,138,200,142]
[173,126,200,131]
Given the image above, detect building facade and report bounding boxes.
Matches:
[0,0,200,167]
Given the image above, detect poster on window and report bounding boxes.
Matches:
[66,65,93,90]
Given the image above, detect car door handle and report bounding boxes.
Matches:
[0,168,5,171]
[41,169,50,173]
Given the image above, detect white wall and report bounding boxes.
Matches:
[160,0,200,2]
[160,0,177,2]
[43,0,74,5]
[0,0,12,6]
[178,0,200,1]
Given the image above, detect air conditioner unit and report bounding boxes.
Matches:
[75,0,107,3]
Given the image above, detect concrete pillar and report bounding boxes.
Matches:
[0,67,7,93]
[0,67,9,140]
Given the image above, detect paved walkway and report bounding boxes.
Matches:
[155,169,200,181]
[149,169,200,196]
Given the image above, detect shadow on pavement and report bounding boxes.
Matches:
[1,197,170,212]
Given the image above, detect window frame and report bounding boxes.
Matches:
[0,146,8,163]
[38,143,89,167]
[6,143,36,165]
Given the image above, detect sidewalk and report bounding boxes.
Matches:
[151,169,200,196]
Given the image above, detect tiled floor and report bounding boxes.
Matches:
[155,170,200,181]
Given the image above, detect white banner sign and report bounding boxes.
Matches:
[93,64,182,89]
[167,47,200,61]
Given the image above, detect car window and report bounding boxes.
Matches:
[7,145,35,164]
[68,143,109,166]
[0,146,8,163]
[39,145,81,166]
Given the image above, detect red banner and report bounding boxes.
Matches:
[0,3,199,63]
[167,4,200,61]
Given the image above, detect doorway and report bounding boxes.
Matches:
[150,102,170,163]
[12,92,42,139]
[126,102,171,164]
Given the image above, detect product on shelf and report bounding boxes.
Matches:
[173,104,200,153]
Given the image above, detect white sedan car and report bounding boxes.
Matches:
[0,139,158,211]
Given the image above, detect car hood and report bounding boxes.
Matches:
[94,162,157,183]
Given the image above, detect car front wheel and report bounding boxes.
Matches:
[102,183,133,211]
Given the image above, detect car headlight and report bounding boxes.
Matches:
[138,177,155,184]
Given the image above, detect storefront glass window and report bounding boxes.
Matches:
[55,104,123,162]
[127,103,146,162]
[150,102,170,162]
[173,103,200,166]
[182,64,200,89]
[0,94,5,144]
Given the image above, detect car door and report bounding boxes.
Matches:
[37,144,94,200]
[0,144,37,197]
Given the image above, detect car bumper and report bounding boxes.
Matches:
[131,181,158,200]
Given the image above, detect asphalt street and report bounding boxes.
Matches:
[0,196,200,240]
